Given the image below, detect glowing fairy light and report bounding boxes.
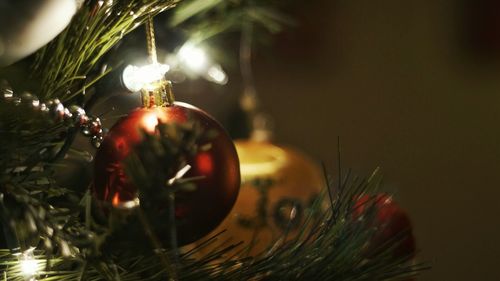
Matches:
[14,247,42,280]
[122,43,228,90]
[165,42,228,85]
[122,63,170,92]
[20,258,38,276]
[177,43,208,72]
[205,65,228,85]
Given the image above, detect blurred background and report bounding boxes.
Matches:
[245,1,500,280]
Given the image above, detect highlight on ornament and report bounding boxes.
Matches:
[237,142,288,178]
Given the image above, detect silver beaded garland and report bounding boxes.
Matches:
[49,99,66,120]
[20,92,35,105]
[91,135,104,148]
[0,84,104,148]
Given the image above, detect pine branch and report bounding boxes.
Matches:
[1,114,430,280]
[0,149,429,281]
[0,102,67,171]
[170,0,294,44]
[30,0,181,103]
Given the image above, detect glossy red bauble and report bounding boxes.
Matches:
[354,194,416,259]
[93,102,240,245]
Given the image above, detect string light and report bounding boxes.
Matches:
[177,43,208,72]
[122,63,170,92]
[205,65,228,85]
[14,248,42,280]
[122,43,228,92]
[166,42,228,85]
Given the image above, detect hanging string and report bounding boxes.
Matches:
[239,22,273,141]
[142,17,175,107]
[145,17,158,64]
[240,22,257,112]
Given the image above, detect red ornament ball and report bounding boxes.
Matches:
[93,102,240,245]
[354,194,416,259]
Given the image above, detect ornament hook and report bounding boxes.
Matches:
[141,17,175,108]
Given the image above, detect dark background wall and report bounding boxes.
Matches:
[249,1,500,280]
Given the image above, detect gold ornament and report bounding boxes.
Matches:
[191,139,324,257]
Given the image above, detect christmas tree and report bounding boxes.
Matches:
[0,1,428,280]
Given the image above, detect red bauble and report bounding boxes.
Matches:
[354,194,416,259]
[93,102,240,245]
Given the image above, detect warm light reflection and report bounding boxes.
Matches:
[113,195,140,209]
[112,193,120,207]
[141,112,159,132]
[196,152,213,175]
